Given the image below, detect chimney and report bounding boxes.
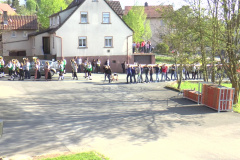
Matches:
[3,11,8,25]
[145,2,148,7]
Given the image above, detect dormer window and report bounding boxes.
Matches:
[80,12,88,23]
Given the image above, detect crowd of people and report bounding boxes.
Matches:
[0,56,226,83]
[124,63,226,84]
[132,41,153,53]
[125,64,177,84]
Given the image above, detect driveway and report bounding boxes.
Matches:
[0,73,240,160]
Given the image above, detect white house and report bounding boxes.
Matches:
[29,0,133,72]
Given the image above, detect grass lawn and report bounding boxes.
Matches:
[169,81,240,113]
[40,152,109,160]
[155,55,175,64]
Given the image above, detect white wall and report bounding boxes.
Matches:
[31,32,50,56]
[54,0,133,58]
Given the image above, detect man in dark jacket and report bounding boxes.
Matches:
[126,65,132,84]
[105,66,112,83]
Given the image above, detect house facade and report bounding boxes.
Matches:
[29,0,133,73]
[124,2,173,47]
[0,13,38,56]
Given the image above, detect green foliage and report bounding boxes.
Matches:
[155,55,175,64]
[40,151,109,160]
[37,0,67,29]
[123,6,152,42]
[155,43,169,55]
[26,0,37,13]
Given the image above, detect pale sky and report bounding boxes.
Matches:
[20,0,188,10]
[118,0,188,10]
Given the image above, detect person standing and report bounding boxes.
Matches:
[62,57,67,74]
[126,65,132,84]
[106,66,112,83]
[77,57,82,73]
[161,64,167,81]
[35,59,40,80]
[155,64,160,82]
[136,42,140,53]
[87,62,92,80]
[192,64,196,80]
[145,66,149,83]
[92,59,97,73]
[6,61,13,77]
[132,42,136,53]
[0,56,5,77]
[18,62,24,81]
[171,64,177,80]
[131,66,136,83]
[97,59,101,73]
[105,58,110,66]
[137,64,143,83]
[149,66,153,82]
[73,62,78,80]
[58,60,64,80]
[44,61,50,81]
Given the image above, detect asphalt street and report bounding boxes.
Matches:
[0,73,240,160]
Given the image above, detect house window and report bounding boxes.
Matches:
[80,12,88,23]
[57,16,59,25]
[11,31,16,37]
[79,36,87,48]
[102,12,110,23]
[105,36,113,47]
[23,31,28,37]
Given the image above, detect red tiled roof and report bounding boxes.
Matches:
[0,15,38,30]
[0,3,16,15]
[107,1,123,16]
[124,5,173,18]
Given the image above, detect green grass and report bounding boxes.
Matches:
[40,152,109,160]
[169,81,240,113]
[155,55,175,64]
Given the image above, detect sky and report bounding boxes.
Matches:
[118,0,188,10]
[19,0,188,10]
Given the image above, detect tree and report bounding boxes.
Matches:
[26,0,38,14]
[12,0,20,12]
[37,0,67,29]
[123,6,152,42]
[162,6,197,89]
[155,43,169,54]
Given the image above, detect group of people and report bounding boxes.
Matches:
[0,56,31,81]
[132,41,153,53]
[126,64,177,84]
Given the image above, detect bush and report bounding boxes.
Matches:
[155,43,169,55]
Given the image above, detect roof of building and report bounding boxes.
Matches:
[0,15,38,30]
[124,5,173,18]
[106,1,123,16]
[0,3,16,15]
[34,0,132,36]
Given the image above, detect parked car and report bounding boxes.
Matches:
[29,60,58,76]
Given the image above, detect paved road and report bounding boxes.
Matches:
[0,73,240,160]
